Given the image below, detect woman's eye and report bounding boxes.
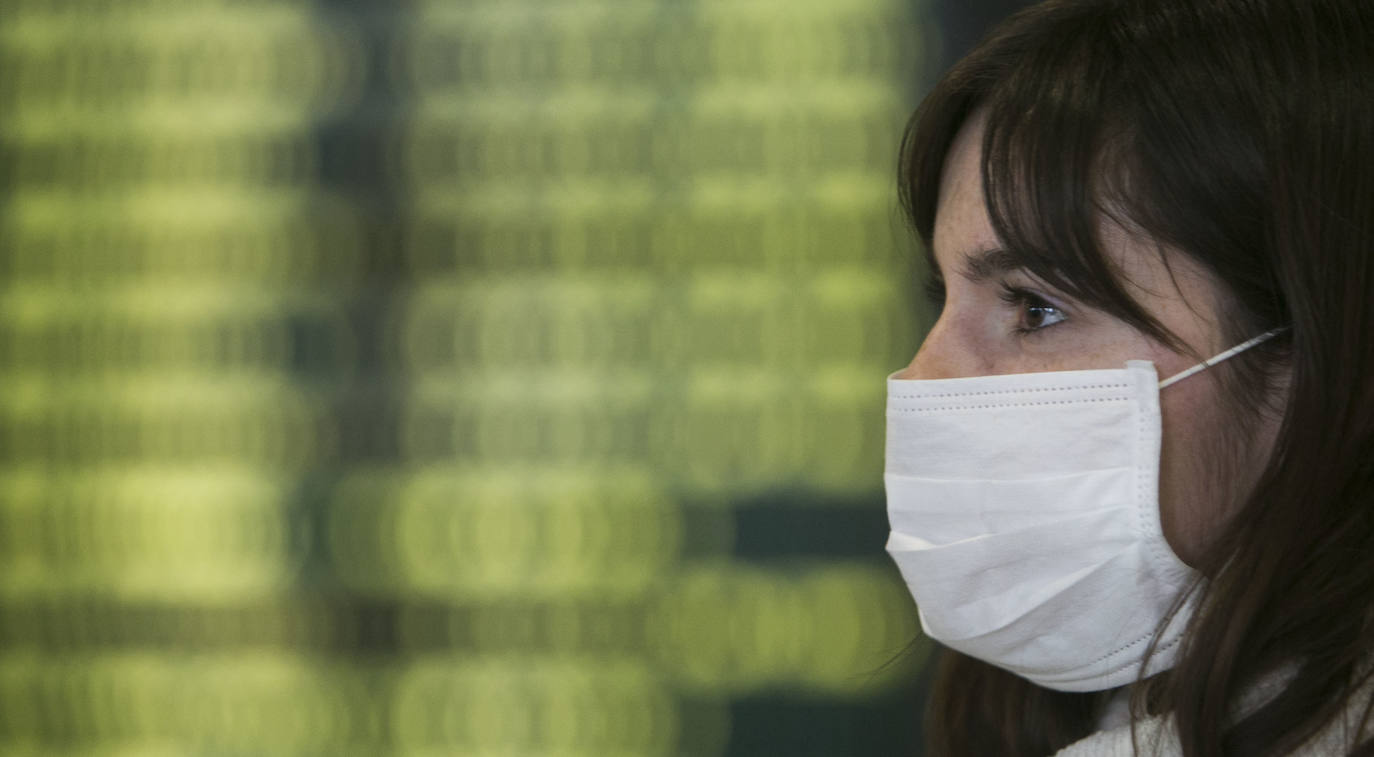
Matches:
[999,285,1066,334]
[1023,299,1065,330]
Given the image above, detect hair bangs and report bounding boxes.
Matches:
[899,2,1178,346]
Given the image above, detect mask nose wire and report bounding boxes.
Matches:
[1157,329,1284,390]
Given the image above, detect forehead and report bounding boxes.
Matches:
[930,113,998,271]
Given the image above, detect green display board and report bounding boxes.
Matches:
[0,1,932,753]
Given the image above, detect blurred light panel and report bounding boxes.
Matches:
[0,0,930,754]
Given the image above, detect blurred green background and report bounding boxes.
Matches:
[0,0,945,754]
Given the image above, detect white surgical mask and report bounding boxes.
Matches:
[884,332,1278,692]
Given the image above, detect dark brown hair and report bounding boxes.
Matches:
[898,0,1374,754]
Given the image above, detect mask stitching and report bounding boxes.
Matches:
[1061,626,1186,683]
[1138,378,1156,564]
[1135,375,1182,584]
[888,382,1130,400]
[889,397,1132,412]
[1124,629,1184,672]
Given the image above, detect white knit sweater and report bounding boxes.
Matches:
[1054,712,1362,756]
[1054,673,1369,756]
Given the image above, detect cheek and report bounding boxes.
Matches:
[899,309,1002,379]
[1156,378,1234,567]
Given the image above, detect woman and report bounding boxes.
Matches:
[884,0,1374,754]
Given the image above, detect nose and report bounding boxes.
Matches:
[894,316,984,380]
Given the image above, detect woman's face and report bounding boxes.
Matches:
[897,115,1276,567]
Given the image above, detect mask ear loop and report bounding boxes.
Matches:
[1158,329,1285,389]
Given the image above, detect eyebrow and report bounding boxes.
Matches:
[961,247,1028,281]
[927,245,1029,282]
